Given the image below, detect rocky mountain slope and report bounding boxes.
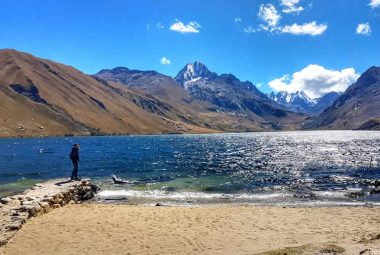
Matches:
[0,49,214,137]
[303,66,380,130]
[95,67,211,113]
[268,91,341,115]
[310,92,341,115]
[173,62,306,126]
[174,62,270,114]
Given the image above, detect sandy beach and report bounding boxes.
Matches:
[1,204,380,255]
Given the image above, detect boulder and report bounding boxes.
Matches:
[6,222,23,231]
[38,202,51,213]
[0,238,7,246]
[0,197,12,204]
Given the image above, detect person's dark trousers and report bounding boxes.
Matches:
[71,160,79,180]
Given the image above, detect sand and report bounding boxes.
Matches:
[1,204,380,255]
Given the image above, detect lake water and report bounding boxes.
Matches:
[1,131,380,206]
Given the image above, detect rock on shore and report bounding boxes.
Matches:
[0,179,98,246]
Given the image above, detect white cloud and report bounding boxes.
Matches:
[356,23,372,36]
[369,0,380,8]
[156,23,164,29]
[246,3,326,36]
[160,57,171,65]
[268,65,359,99]
[243,26,256,33]
[146,24,150,31]
[258,4,282,32]
[280,21,327,36]
[234,17,242,23]
[169,20,201,33]
[280,0,304,14]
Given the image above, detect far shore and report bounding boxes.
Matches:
[1,129,380,140]
[1,203,380,255]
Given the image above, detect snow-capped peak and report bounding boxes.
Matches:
[293,91,315,104]
[268,90,316,105]
[175,61,215,86]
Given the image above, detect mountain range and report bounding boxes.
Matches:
[95,62,305,132]
[268,91,341,115]
[0,48,379,137]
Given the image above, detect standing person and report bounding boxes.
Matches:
[70,144,80,181]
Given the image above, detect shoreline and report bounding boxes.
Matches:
[0,129,222,139]
[1,129,379,139]
[4,178,380,208]
[4,186,380,209]
[95,186,380,208]
[1,203,380,254]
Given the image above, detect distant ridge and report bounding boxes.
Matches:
[303,66,380,130]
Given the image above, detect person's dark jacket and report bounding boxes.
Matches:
[70,148,79,162]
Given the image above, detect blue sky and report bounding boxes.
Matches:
[0,0,379,97]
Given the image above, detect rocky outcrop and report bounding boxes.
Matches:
[0,179,98,246]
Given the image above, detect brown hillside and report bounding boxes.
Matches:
[0,49,215,137]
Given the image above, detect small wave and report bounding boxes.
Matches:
[97,189,292,201]
[291,201,380,207]
[330,175,356,183]
[312,188,366,199]
[312,190,348,198]
[96,189,380,207]
[319,146,338,152]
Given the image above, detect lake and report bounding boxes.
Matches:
[1,131,380,206]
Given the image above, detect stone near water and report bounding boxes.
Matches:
[38,202,51,213]
[10,211,19,217]
[0,198,12,205]
[6,222,23,231]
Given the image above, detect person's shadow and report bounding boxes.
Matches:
[55,180,74,186]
